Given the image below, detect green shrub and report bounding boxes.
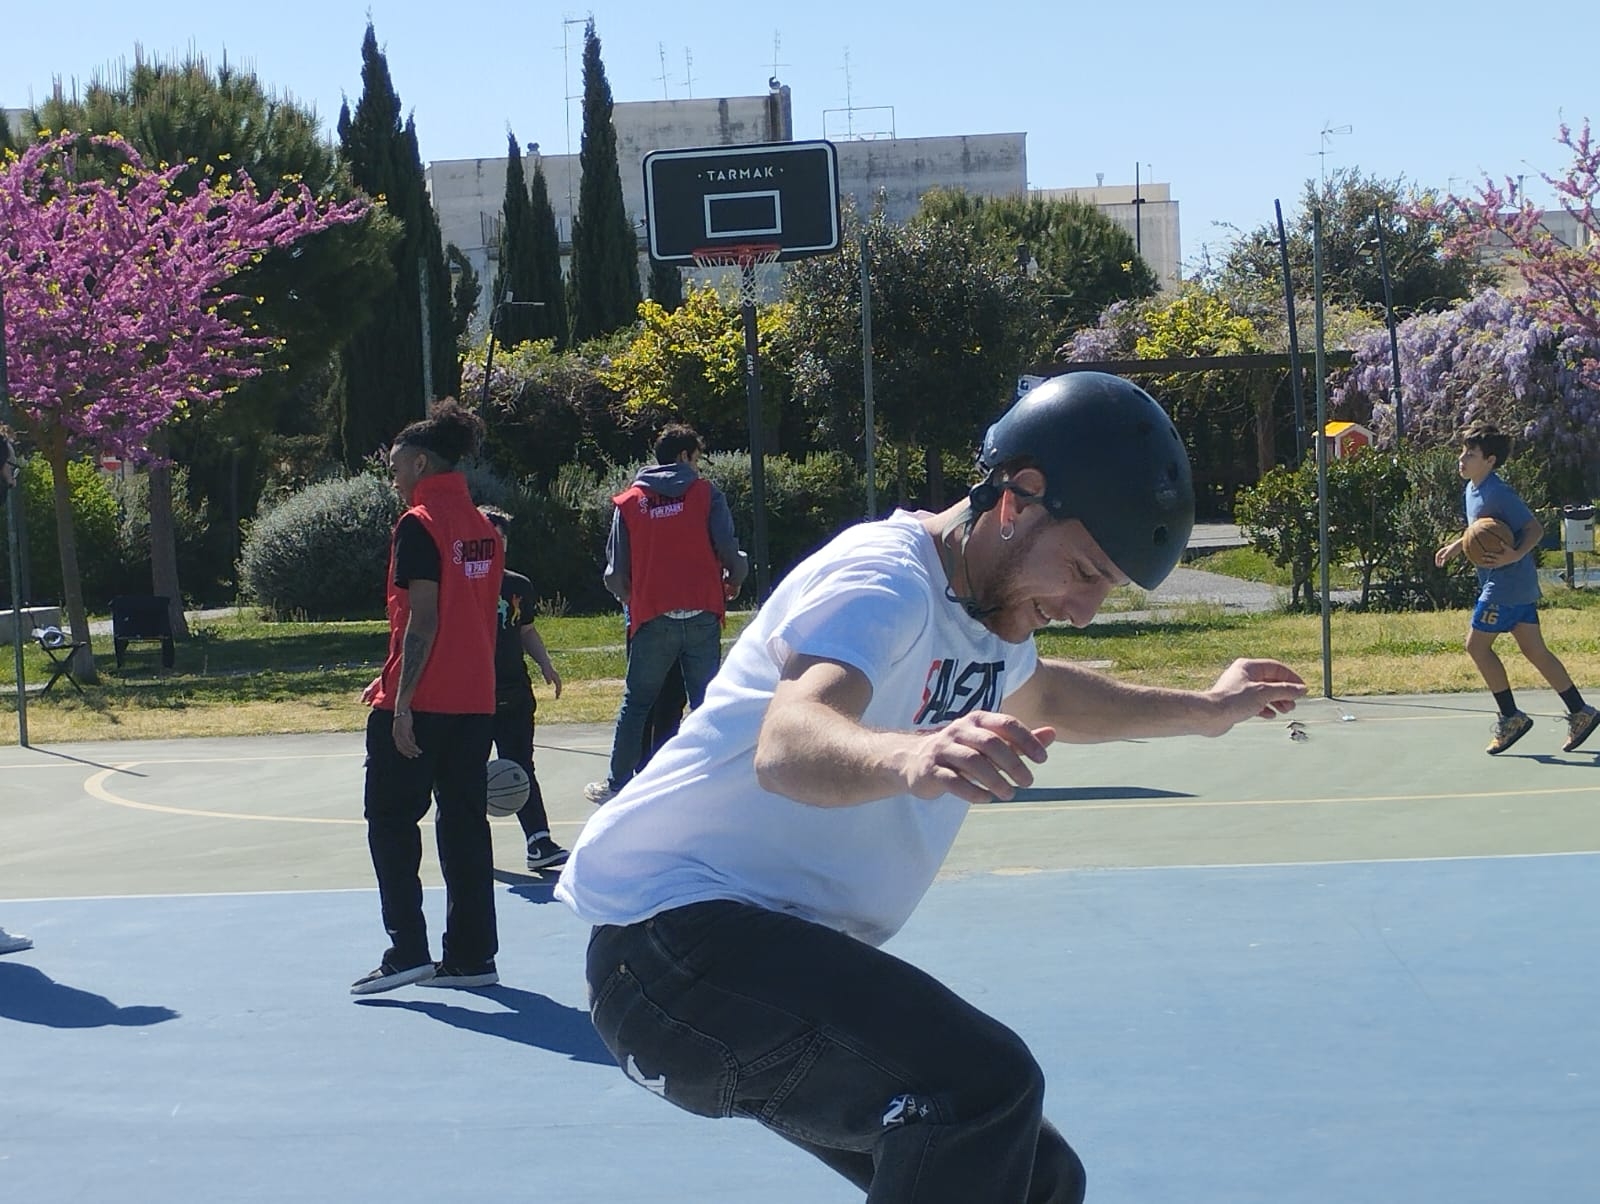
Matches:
[111,468,218,605]
[1236,445,1554,612]
[239,473,402,618]
[0,456,125,608]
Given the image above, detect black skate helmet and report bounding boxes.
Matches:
[969,372,1194,589]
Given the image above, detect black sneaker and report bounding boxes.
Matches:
[424,960,499,988]
[350,960,435,996]
[526,835,570,871]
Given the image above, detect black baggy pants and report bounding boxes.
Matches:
[492,690,553,839]
[363,709,497,969]
[586,900,1086,1203]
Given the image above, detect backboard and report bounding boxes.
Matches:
[643,140,841,265]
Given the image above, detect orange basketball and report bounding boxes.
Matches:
[1462,517,1514,567]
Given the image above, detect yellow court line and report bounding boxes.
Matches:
[973,783,1600,815]
[83,765,366,826]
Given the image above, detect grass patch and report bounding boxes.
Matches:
[1189,545,1361,591]
[4,595,1598,745]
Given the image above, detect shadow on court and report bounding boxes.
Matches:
[1,699,1597,1201]
[0,962,178,1028]
[357,984,612,1064]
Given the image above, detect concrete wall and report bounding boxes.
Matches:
[833,133,1027,224]
[1031,182,1182,289]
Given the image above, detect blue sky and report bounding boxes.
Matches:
[3,0,1589,272]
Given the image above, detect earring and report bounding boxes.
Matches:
[999,520,1015,542]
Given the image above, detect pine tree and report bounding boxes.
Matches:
[527,154,569,348]
[495,132,543,347]
[568,20,641,342]
[336,22,458,465]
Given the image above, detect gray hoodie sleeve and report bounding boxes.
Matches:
[707,484,748,592]
[602,505,630,603]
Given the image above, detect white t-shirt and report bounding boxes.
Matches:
[555,510,1040,946]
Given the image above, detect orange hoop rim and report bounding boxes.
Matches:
[688,242,783,269]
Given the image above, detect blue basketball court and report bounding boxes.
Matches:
[3,694,1597,1202]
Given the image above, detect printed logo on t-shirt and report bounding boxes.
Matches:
[914,658,1005,725]
[453,536,497,580]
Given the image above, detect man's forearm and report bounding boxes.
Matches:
[754,701,917,807]
[393,617,437,710]
[1010,659,1217,741]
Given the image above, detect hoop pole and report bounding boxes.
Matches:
[741,264,770,603]
[860,231,876,519]
[0,274,29,746]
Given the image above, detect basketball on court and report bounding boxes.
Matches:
[486,759,531,816]
[1462,517,1514,567]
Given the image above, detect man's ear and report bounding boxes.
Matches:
[1006,467,1047,506]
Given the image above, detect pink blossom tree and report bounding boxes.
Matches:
[1431,120,1600,373]
[0,132,368,679]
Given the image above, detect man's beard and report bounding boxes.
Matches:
[966,522,1042,631]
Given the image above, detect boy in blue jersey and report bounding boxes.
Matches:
[1434,424,1598,755]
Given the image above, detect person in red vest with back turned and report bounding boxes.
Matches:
[352,398,505,996]
[584,424,747,805]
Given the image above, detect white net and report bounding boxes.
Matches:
[689,244,782,308]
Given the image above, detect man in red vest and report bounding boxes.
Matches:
[584,424,747,804]
[353,399,505,996]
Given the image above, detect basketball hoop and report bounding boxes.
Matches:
[689,242,782,308]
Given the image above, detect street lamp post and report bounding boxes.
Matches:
[478,291,546,413]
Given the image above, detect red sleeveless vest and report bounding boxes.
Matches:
[372,472,502,714]
[613,476,726,637]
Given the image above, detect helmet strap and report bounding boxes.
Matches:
[939,503,1000,621]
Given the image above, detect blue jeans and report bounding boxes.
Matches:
[606,611,722,789]
[587,901,1086,1203]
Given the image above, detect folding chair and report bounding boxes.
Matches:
[33,627,89,696]
[110,596,176,669]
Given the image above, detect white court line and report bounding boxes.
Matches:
[971,782,1600,815]
[82,764,365,825]
[4,847,1597,906]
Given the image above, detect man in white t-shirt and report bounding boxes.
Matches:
[556,373,1306,1202]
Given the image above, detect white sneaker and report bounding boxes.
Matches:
[0,927,34,955]
[583,779,617,805]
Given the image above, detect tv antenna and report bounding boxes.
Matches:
[769,30,789,81]
[656,42,671,99]
[560,15,591,219]
[683,47,695,98]
[1317,122,1352,187]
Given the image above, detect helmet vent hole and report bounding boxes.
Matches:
[1153,525,1169,546]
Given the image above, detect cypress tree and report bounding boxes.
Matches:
[495,132,543,347]
[648,260,685,312]
[445,243,480,341]
[568,20,641,342]
[527,154,569,348]
[336,22,457,465]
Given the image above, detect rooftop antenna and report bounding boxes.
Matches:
[656,42,671,99]
[841,47,855,138]
[769,30,790,81]
[1317,122,1352,188]
[682,47,695,98]
[561,15,590,220]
